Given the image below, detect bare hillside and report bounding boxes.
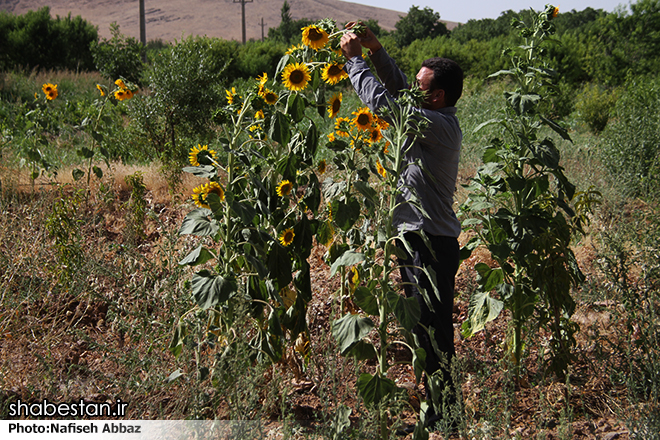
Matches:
[0,0,458,43]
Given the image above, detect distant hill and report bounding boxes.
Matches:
[0,0,459,43]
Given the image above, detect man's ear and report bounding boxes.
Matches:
[431,89,446,109]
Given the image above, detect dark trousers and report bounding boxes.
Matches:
[397,231,460,403]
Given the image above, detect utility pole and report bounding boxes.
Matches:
[259,17,267,42]
[233,0,253,44]
[139,0,146,61]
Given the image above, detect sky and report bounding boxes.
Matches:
[354,0,631,24]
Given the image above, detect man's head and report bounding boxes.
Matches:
[416,58,463,109]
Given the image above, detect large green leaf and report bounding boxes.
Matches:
[330,250,365,277]
[268,111,291,147]
[386,291,421,331]
[178,208,219,236]
[346,340,377,360]
[191,270,237,309]
[356,373,396,406]
[353,286,379,316]
[461,288,504,337]
[475,263,504,292]
[412,347,426,384]
[333,197,361,232]
[178,244,216,266]
[331,313,374,354]
[287,93,306,123]
[267,242,293,289]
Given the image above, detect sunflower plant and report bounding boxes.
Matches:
[459,4,600,378]
[73,77,138,188]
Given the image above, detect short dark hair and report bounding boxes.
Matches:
[421,57,463,107]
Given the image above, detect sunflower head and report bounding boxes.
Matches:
[334,117,351,137]
[279,228,295,246]
[368,128,383,144]
[226,87,237,104]
[42,83,58,100]
[255,109,265,119]
[96,84,106,97]
[257,72,268,85]
[276,179,293,197]
[317,159,327,174]
[189,144,217,166]
[376,161,387,178]
[322,62,348,85]
[191,181,225,208]
[206,181,225,203]
[327,132,336,142]
[114,89,127,101]
[352,107,373,131]
[115,79,126,89]
[263,89,278,105]
[551,6,559,18]
[301,25,329,50]
[282,62,311,91]
[327,92,342,119]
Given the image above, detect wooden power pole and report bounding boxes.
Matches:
[233,0,253,44]
[259,17,267,41]
[139,0,146,61]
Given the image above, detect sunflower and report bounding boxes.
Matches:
[280,286,297,308]
[551,6,559,18]
[255,109,265,119]
[327,132,336,142]
[124,89,134,100]
[189,144,217,166]
[263,89,278,105]
[282,62,311,91]
[42,83,58,100]
[352,107,373,131]
[114,89,128,101]
[191,184,208,208]
[257,72,268,85]
[206,181,225,202]
[279,228,295,246]
[334,117,351,137]
[327,93,342,119]
[321,62,348,85]
[317,159,327,174]
[276,179,293,197]
[368,127,383,144]
[376,161,387,178]
[374,115,390,130]
[301,25,329,50]
[226,87,237,104]
[96,84,106,97]
[115,79,126,89]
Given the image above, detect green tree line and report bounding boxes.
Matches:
[2,1,660,88]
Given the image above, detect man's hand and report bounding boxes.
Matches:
[345,21,382,54]
[340,32,363,60]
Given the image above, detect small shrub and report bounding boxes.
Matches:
[600,75,660,199]
[574,83,618,133]
[90,22,144,85]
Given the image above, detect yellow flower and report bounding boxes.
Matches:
[552,6,559,18]
[376,161,386,178]
[257,72,268,85]
[335,117,351,137]
[263,89,278,105]
[286,44,303,55]
[352,107,373,131]
[114,89,128,101]
[226,87,237,104]
[327,132,336,142]
[124,89,134,100]
[276,179,293,197]
[368,127,383,144]
[42,83,58,100]
[96,84,106,96]
[321,62,348,85]
[317,159,327,174]
[255,109,265,119]
[280,286,297,308]
[282,62,311,91]
[301,25,329,50]
[327,92,342,119]
[206,181,225,202]
[191,181,225,208]
[374,115,390,130]
[189,144,217,166]
[115,79,126,89]
[279,228,295,246]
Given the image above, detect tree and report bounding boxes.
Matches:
[393,6,449,47]
[267,1,312,44]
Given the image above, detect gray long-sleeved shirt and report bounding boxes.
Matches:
[344,48,462,238]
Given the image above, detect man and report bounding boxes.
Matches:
[340,25,463,431]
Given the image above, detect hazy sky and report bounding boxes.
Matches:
[353,0,631,24]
